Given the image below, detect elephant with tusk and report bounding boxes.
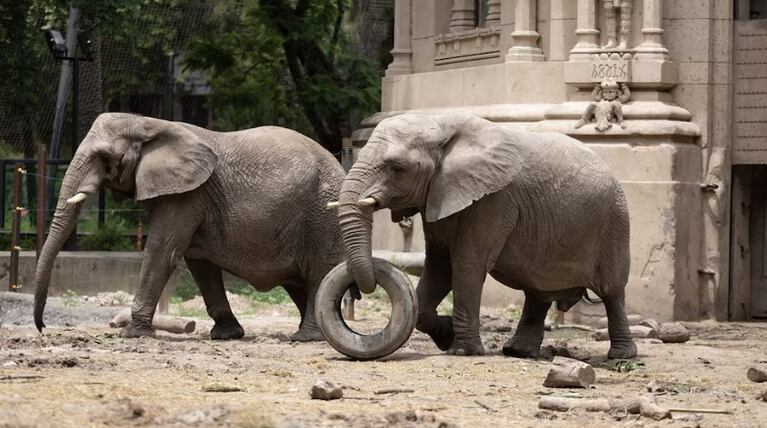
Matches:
[33,113,346,341]
[329,113,636,359]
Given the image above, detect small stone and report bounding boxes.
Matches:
[758,390,767,401]
[747,367,767,383]
[482,318,513,332]
[310,379,343,400]
[658,322,690,343]
[1,361,17,367]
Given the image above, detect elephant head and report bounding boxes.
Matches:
[337,114,522,293]
[34,113,217,331]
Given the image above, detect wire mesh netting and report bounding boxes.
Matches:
[0,1,214,244]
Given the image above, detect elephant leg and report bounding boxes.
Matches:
[602,288,637,359]
[415,248,454,351]
[448,260,487,356]
[284,282,323,342]
[186,257,244,340]
[120,203,198,339]
[503,292,550,358]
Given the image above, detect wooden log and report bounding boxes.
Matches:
[598,314,641,328]
[539,396,611,412]
[539,396,670,420]
[593,325,656,341]
[109,307,195,334]
[543,356,596,388]
[640,397,672,420]
[657,322,690,343]
[747,367,767,383]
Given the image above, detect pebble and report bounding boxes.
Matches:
[657,322,690,343]
[310,379,343,400]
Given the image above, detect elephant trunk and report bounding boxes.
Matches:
[34,151,103,332]
[338,155,379,294]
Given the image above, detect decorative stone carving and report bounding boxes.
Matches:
[601,0,633,50]
[434,27,502,67]
[574,79,631,131]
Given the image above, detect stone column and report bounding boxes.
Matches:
[486,0,501,26]
[506,0,545,61]
[569,0,599,60]
[450,0,476,32]
[635,0,669,59]
[386,0,413,76]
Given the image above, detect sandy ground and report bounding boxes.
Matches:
[1,293,767,427]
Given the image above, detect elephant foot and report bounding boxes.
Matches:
[120,323,155,339]
[210,321,245,340]
[420,315,454,351]
[608,339,637,360]
[447,339,485,356]
[290,325,324,342]
[502,336,541,359]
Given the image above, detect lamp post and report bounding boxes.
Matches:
[44,29,93,250]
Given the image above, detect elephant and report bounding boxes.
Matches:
[33,113,345,341]
[336,113,637,359]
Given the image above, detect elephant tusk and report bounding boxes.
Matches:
[66,192,89,205]
[326,201,340,210]
[358,198,376,207]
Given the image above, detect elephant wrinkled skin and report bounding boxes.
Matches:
[33,113,345,341]
[337,113,636,359]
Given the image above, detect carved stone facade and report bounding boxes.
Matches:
[357,1,767,323]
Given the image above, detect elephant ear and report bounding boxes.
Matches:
[134,118,217,201]
[424,125,522,223]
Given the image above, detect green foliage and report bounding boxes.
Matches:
[62,288,78,306]
[227,280,290,306]
[184,0,382,151]
[78,220,134,251]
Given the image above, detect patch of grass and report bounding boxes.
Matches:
[174,306,208,318]
[61,289,78,307]
[228,281,290,306]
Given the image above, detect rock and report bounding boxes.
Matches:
[639,318,660,333]
[543,356,596,388]
[481,318,513,332]
[310,379,343,400]
[593,325,656,341]
[1,361,17,368]
[758,390,767,402]
[657,322,690,343]
[747,367,767,383]
[174,405,229,425]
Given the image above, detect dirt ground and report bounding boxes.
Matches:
[1,293,767,428]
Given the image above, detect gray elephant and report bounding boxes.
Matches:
[336,114,636,359]
[33,113,345,341]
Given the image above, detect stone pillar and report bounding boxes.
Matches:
[506,0,545,62]
[570,0,599,60]
[386,0,413,76]
[450,0,476,32]
[486,0,501,26]
[635,0,669,59]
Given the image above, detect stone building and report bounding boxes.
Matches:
[354,0,767,322]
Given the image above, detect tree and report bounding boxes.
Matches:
[185,0,382,155]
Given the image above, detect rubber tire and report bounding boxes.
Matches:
[315,258,418,360]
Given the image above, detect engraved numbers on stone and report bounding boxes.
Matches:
[591,60,629,82]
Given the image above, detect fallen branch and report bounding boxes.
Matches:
[474,399,497,413]
[668,407,732,415]
[0,375,45,382]
[374,388,415,395]
[538,396,671,420]
[109,307,195,334]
